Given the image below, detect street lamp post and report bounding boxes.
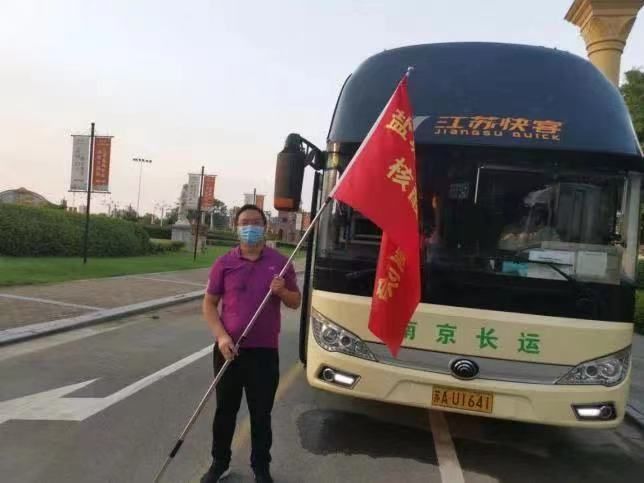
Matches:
[132,157,152,215]
[155,202,172,226]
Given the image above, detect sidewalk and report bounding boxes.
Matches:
[0,268,210,345]
[0,259,305,346]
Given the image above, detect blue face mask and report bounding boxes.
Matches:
[238,225,264,245]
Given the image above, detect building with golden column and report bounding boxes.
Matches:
[566,0,644,85]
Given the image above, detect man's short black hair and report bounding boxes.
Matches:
[235,204,267,226]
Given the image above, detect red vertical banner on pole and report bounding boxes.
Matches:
[92,137,112,192]
[201,175,216,209]
[255,194,265,210]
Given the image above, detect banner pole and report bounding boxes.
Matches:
[193,166,205,261]
[153,196,333,483]
[82,122,95,265]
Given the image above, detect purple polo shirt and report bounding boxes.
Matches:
[206,246,299,348]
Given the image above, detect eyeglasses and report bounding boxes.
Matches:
[238,219,265,226]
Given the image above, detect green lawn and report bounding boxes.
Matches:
[0,245,304,287]
[0,247,233,286]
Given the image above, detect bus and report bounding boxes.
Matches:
[273,42,643,427]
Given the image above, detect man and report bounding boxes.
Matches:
[201,204,301,483]
[498,204,560,251]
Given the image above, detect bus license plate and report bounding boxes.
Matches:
[432,386,494,414]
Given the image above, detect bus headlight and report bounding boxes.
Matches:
[311,309,377,361]
[556,347,630,387]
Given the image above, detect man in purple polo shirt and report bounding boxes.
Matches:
[201,204,301,483]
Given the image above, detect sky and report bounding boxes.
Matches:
[1,0,643,217]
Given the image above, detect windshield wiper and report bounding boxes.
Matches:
[514,258,575,282]
[454,253,577,283]
[344,255,575,283]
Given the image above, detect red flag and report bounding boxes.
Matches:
[330,74,420,357]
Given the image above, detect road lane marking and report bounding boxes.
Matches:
[0,345,214,423]
[0,319,144,363]
[0,293,102,310]
[128,276,206,287]
[429,410,465,483]
[232,362,303,450]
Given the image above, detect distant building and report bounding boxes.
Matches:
[270,210,311,243]
[243,193,265,210]
[273,211,296,243]
[0,187,53,207]
[301,211,311,231]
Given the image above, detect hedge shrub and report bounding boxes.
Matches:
[149,239,186,253]
[143,225,172,240]
[206,239,237,247]
[207,229,237,241]
[0,205,150,257]
[276,241,299,249]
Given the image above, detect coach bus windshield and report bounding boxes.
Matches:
[314,146,637,321]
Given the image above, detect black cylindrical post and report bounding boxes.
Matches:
[193,166,205,261]
[82,122,95,264]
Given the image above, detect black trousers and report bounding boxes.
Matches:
[211,347,279,470]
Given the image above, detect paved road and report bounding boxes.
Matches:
[1,293,643,482]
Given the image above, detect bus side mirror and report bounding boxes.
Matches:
[274,134,306,211]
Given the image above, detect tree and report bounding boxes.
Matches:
[210,199,229,229]
[139,213,158,225]
[621,68,644,149]
[164,206,179,225]
[186,209,200,223]
[114,205,139,222]
[184,199,230,228]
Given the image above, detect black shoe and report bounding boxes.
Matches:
[254,467,274,483]
[200,462,230,482]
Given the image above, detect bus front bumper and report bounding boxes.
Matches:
[306,339,630,428]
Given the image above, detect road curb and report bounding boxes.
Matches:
[626,401,644,428]
[0,270,305,347]
[0,290,205,347]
